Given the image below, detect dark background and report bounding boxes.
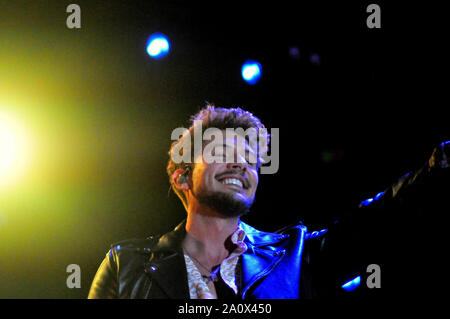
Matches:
[0,1,447,298]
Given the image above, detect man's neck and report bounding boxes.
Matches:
[183,209,240,270]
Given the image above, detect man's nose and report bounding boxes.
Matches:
[226,161,247,171]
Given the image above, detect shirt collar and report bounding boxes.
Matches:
[231,223,246,245]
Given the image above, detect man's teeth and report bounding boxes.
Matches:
[221,178,243,188]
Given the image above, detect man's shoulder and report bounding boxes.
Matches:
[274,221,328,242]
[109,235,160,255]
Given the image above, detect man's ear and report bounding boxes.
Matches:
[172,168,190,191]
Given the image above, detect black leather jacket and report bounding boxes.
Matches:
[88,219,311,299]
[88,156,449,299]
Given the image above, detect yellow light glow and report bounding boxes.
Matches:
[0,112,30,187]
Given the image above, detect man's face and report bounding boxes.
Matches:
[191,130,259,217]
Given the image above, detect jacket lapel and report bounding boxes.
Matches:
[239,222,288,298]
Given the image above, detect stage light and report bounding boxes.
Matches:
[341,276,361,292]
[309,53,320,65]
[0,124,16,173]
[360,191,384,207]
[0,113,29,187]
[241,60,262,85]
[146,33,170,59]
[289,46,300,60]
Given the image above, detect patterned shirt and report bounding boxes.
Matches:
[183,224,247,299]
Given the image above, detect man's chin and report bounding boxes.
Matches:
[197,191,254,218]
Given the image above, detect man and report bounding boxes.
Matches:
[88,105,449,299]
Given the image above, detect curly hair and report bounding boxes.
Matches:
[167,103,268,208]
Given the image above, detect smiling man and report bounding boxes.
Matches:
[166,107,263,298]
[88,104,450,299]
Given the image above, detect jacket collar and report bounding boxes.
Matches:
[239,221,288,247]
[152,218,286,252]
[146,218,290,299]
[238,221,291,298]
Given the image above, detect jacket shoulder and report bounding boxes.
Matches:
[275,221,307,234]
[109,235,159,254]
[277,221,327,240]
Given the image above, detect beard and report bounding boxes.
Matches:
[194,188,255,218]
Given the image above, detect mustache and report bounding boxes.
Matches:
[215,169,245,179]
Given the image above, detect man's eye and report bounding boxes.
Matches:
[248,161,257,168]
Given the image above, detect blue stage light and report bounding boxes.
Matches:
[360,197,374,207]
[146,33,170,59]
[241,60,262,85]
[341,276,361,292]
[374,191,384,201]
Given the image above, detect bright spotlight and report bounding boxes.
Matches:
[146,33,170,59]
[0,113,29,187]
[241,60,262,85]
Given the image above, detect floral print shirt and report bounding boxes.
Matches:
[183,224,247,299]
